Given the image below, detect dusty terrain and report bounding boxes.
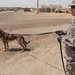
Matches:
[0,10,73,75]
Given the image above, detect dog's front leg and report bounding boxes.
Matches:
[3,41,7,51]
[6,41,9,50]
[2,38,7,51]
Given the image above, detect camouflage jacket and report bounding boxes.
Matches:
[63,18,75,46]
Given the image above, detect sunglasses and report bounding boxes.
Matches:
[71,6,75,8]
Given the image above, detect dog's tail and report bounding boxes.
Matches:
[25,41,30,44]
[22,36,30,44]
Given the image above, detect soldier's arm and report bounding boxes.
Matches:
[55,30,67,36]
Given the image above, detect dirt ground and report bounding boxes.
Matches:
[0,10,73,75]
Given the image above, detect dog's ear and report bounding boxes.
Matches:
[0,29,3,31]
[0,29,5,37]
[0,29,3,34]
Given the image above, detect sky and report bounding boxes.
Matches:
[0,0,72,8]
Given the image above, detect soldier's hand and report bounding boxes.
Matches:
[55,30,64,36]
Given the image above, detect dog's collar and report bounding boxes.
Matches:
[0,32,5,37]
[2,32,5,35]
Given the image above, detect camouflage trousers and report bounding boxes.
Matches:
[65,45,75,75]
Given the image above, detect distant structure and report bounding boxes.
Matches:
[39,4,70,13]
[0,7,35,12]
[23,8,31,12]
[0,7,22,11]
[39,4,61,12]
[0,5,70,13]
[22,8,34,12]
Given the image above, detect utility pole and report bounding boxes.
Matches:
[51,4,52,13]
[37,0,39,14]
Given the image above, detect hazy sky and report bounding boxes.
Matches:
[0,0,72,8]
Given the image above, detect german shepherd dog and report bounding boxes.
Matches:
[0,29,30,52]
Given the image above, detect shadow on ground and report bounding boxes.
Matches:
[5,48,32,52]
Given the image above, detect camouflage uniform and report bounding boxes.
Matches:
[64,18,75,75]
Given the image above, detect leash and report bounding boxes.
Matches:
[57,36,66,75]
[22,32,54,36]
[55,31,67,75]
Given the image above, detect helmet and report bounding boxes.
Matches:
[69,0,75,6]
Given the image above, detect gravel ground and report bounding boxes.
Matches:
[0,11,73,75]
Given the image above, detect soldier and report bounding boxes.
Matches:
[56,0,75,75]
[62,0,75,75]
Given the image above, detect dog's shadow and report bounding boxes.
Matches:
[6,48,32,52]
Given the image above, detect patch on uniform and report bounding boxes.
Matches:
[71,19,75,27]
[63,38,74,47]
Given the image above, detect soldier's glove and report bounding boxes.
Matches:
[55,30,64,36]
